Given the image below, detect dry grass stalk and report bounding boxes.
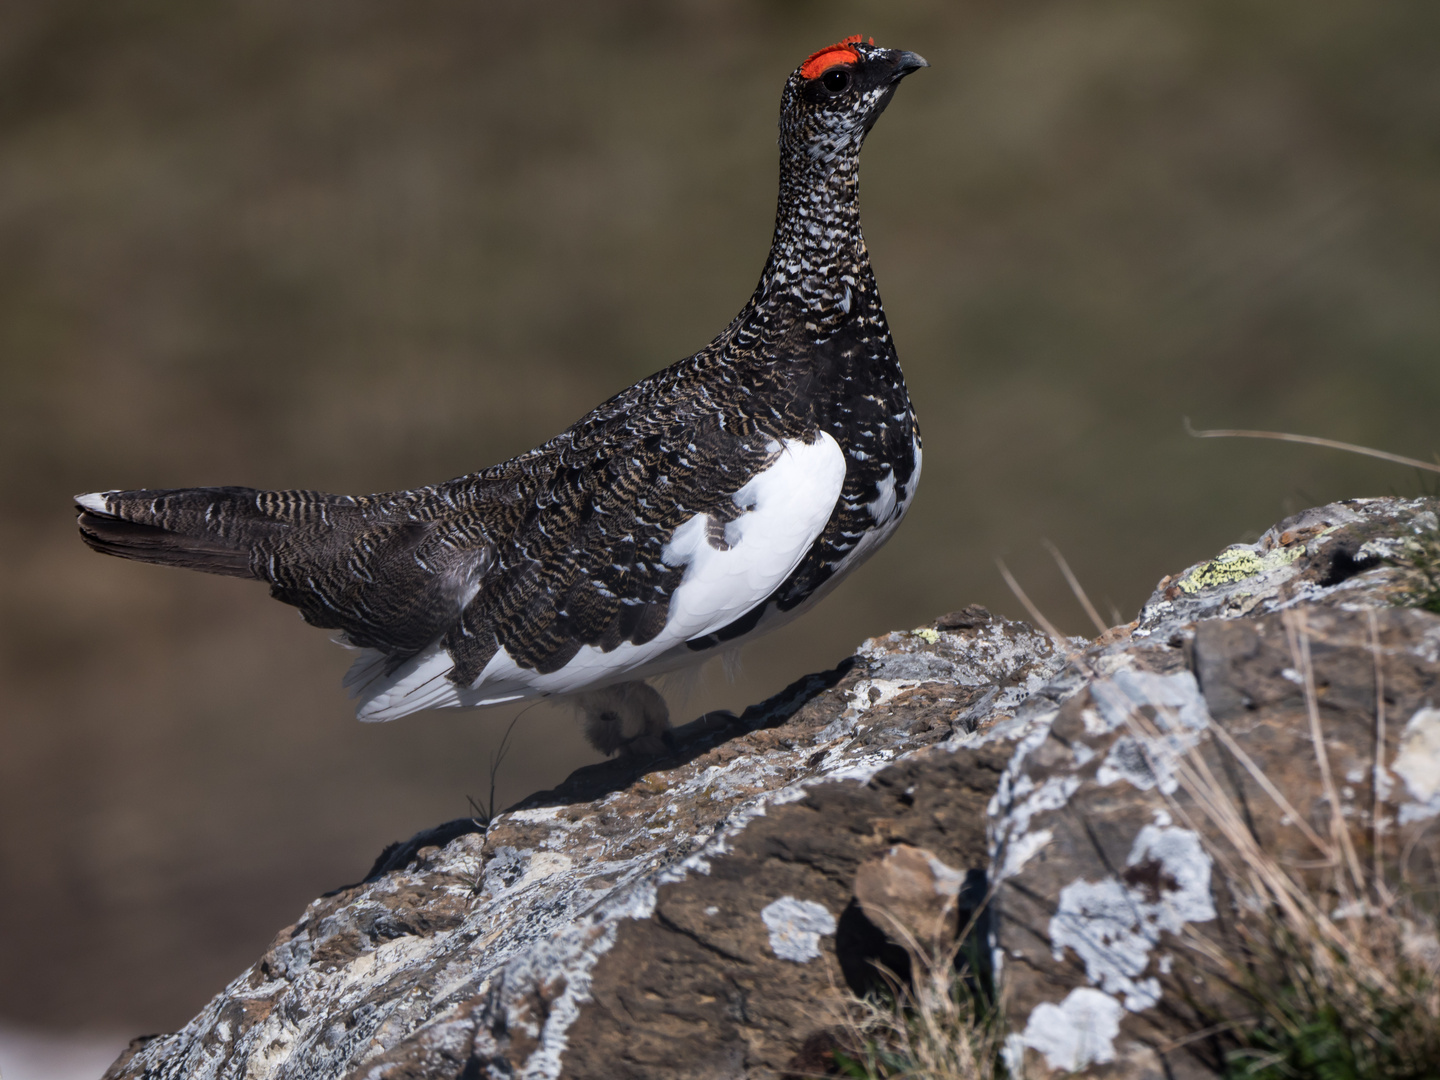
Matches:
[1281,610,1368,902]
[830,946,1006,1079]
[1184,422,1440,476]
[1368,609,1395,908]
[826,893,1010,1080]
[995,558,1076,655]
[1121,617,1440,1076]
[1041,539,1109,636]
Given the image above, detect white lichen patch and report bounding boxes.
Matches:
[1049,826,1215,1012]
[1001,827,1053,878]
[924,851,967,898]
[1090,670,1211,735]
[1003,775,1081,856]
[1096,735,1179,794]
[1394,707,1440,804]
[492,881,660,1080]
[238,1010,303,1077]
[504,806,565,825]
[1006,986,1125,1073]
[1091,671,1211,795]
[843,677,922,718]
[861,620,1066,698]
[761,896,837,962]
[1357,536,1405,561]
[1394,706,1440,823]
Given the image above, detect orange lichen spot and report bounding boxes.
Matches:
[800,35,863,80]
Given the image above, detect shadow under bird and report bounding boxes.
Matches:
[76,38,927,757]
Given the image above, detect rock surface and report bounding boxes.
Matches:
[106,497,1440,1080]
[993,496,1440,1077]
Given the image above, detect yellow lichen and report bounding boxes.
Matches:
[911,627,941,644]
[1177,544,1303,594]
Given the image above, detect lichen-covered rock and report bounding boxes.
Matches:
[105,496,1440,1080]
[993,496,1440,1078]
[106,614,1059,1080]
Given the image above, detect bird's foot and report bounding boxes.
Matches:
[573,681,672,758]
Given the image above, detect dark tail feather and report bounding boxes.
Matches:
[75,485,465,660]
[74,486,324,579]
[77,510,257,577]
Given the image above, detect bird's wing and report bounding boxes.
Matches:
[350,423,847,719]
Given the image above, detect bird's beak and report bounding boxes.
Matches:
[860,48,929,134]
[885,50,929,82]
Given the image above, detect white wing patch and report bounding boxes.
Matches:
[695,430,923,648]
[659,433,846,643]
[350,432,847,721]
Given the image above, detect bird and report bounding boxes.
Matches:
[76,37,927,758]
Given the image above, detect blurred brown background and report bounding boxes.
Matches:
[1,0,1437,1047]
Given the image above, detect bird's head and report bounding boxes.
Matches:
[779,37,928,165]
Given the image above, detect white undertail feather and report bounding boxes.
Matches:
[348,433,847,723]
[654,660,705,712]
[75,492,114,514]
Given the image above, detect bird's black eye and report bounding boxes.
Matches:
[822,68,851,93]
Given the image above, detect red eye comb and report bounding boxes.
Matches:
[800,35,871,80]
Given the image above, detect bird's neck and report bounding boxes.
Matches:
[756,150,875,318]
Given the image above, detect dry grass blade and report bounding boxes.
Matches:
[827,892,1008,1080]
[1282,610,1368,901]
[1121,700,1359,964]
[995,558,1076,657]
[1184,420,1440,475]
[1041,539,1109,636]
[1367,609,1396,908]
[1203,720,1329,855]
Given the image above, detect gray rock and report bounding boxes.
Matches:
[994,496,1440,1078]
[106,617,1046,1080]
[104,496,1440,1079]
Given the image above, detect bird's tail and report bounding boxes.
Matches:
[75,486,342,579]
[77,485,487,676]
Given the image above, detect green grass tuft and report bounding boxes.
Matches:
[1221,916,1440,1080]
[1390,523,1440,615]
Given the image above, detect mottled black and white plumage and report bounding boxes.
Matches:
[76,38,927,755]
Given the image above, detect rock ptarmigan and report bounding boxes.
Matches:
[76,37,927,756]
